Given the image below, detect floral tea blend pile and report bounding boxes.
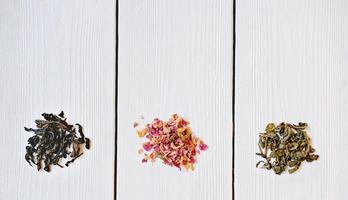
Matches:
[136,114,207,170]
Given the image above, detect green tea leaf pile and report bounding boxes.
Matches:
[24,111,90,172]
[256,122,319,175]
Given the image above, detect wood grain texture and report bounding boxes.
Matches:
[0,0,115,199]
[118,0,232,200]
[236,0,348,199]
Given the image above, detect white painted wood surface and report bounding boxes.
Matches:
[118,0,232,200]
[0,0,115,200]
[236,0,348,199]
[3,0,347,199]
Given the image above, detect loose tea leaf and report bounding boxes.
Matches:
[256,122,318,175]
[136,114,207,171]
[24,111,90,172]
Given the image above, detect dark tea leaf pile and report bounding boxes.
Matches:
[24,111,90,172]
[256,122,319,175]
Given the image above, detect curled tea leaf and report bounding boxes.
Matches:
[288,166,299,174]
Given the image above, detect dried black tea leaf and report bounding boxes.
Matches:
[24,111,90,172]
[256,122,318,175]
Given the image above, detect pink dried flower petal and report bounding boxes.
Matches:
[199,143,208,151]
[154,146,160,152]
[143,142,152,151]
[190,157,196,163]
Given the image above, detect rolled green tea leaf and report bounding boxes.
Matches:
[256,122,318,175]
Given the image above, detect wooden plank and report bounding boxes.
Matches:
[118,0,233,199]
[0,0,115,199]
[236,0,348,199]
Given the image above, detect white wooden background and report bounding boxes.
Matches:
[118,0,232,200]
[0,0,115,200]
[236,0,348,200]
[2,0,348,199]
